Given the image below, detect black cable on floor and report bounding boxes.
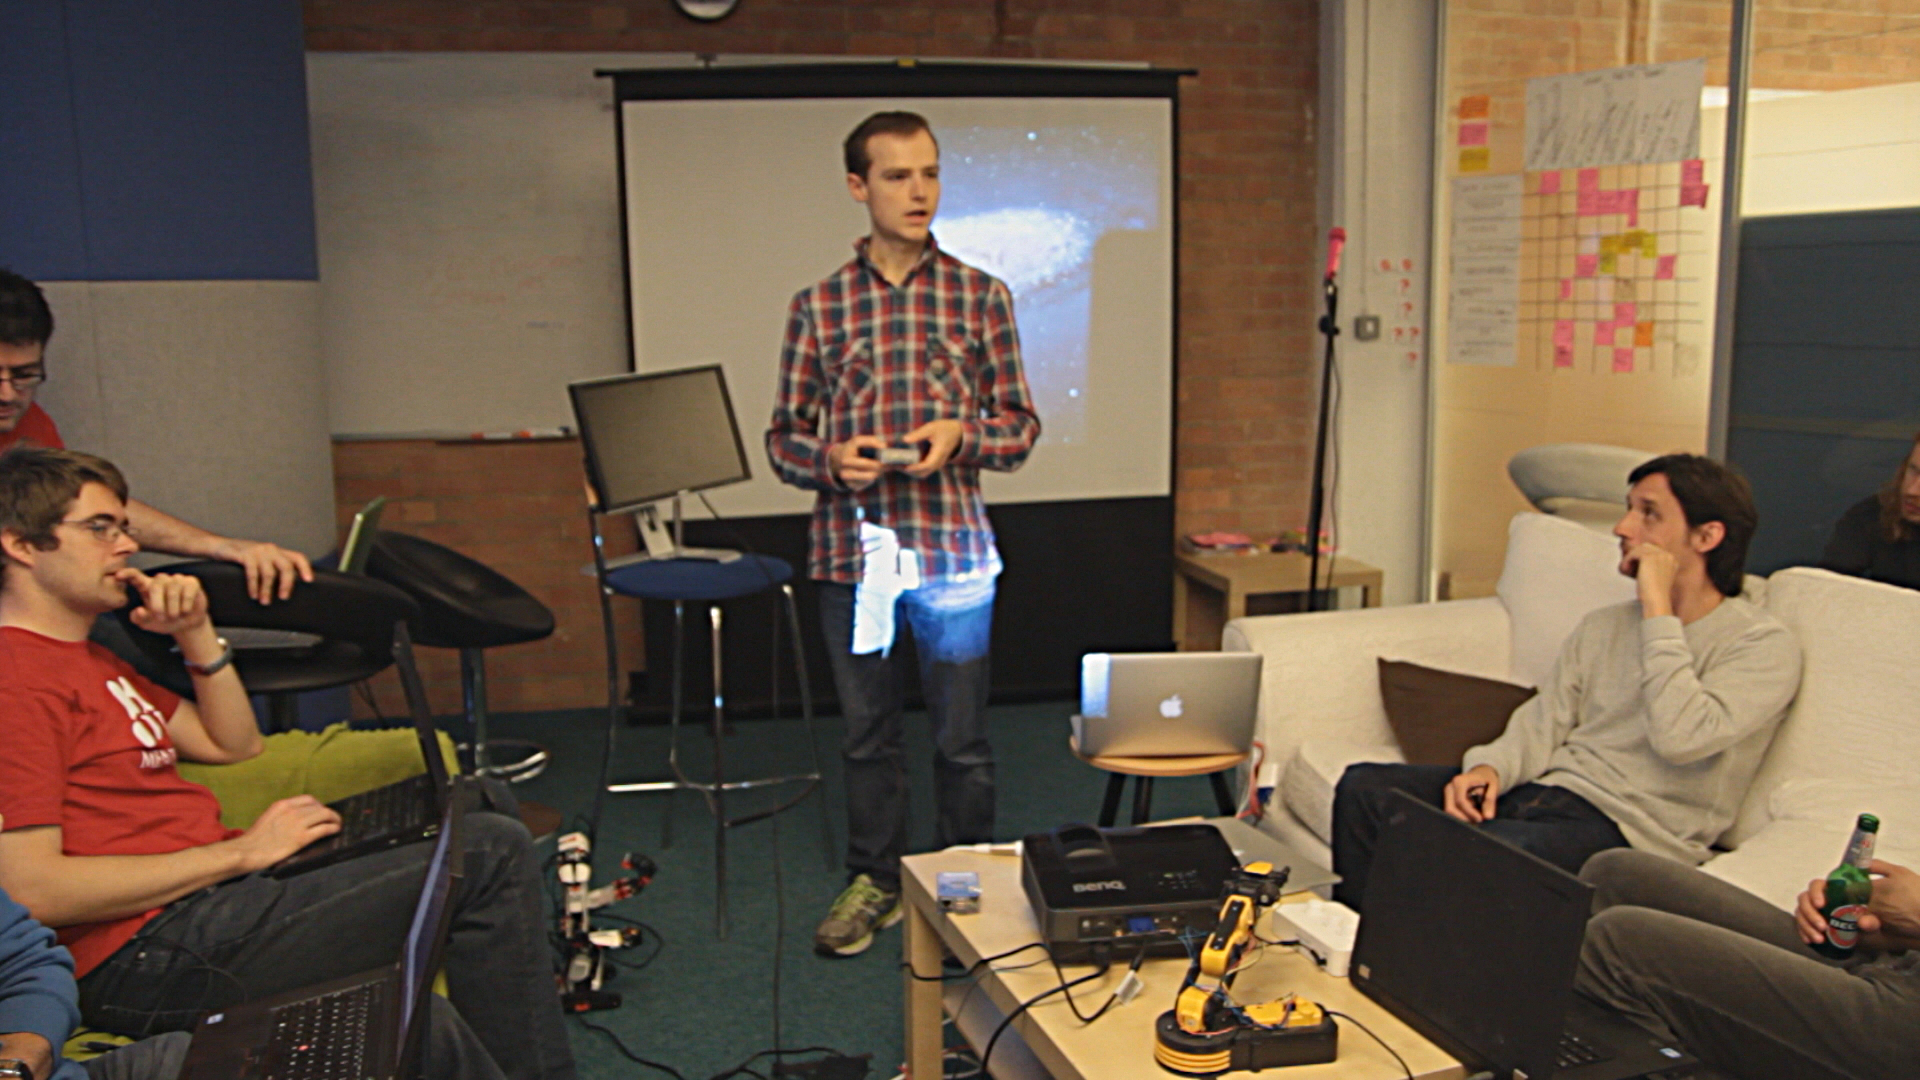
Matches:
[575,1017,688,1080]
[979,952,1114,1074]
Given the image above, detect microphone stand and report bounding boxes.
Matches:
[1304,272,1339,612]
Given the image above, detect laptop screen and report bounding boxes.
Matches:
[1351,792,1592,1080]
[399,801,459,1041]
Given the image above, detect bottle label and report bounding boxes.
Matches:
[1827,904,1867,949]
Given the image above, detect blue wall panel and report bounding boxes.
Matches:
[0,0,316,281]
[0,2,90,280]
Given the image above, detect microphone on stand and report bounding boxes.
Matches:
[1324,226,1347,283]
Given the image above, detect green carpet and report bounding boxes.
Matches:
[485,701,1232,1080]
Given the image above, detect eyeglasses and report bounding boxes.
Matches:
[0,365,46,388]
[59,518,138,544]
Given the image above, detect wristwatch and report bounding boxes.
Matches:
[0,1057,35,1080]
[185,636,234,676]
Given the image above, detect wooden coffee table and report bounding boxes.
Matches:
[900,848,1460,1079]
[1173,551,1384,651]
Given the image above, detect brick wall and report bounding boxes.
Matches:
[334,438,643,716]
[1449,0,1920,92]
[306,0,1323,711]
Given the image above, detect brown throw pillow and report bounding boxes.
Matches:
[1376,659,1538,767]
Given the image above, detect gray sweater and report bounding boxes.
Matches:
[1462,597,1802,864]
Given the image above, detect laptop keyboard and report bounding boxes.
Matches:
[333,777,433,846]
[266,980,385,1079]
[1556,1028,1613,1070]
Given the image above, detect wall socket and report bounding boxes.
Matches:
[1353,314,1381,341]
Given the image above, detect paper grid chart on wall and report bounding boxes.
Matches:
[1447,58,1713,374]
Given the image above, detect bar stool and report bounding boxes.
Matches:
[364,530,557,782]
[589,534,832,937]
[1071,733,1247,826]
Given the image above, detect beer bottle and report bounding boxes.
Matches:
[1814,813,1879,960]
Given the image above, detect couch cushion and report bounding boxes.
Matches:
[1495,513,1638,688]
[1283,738,1404,846]
[1705,778,1920,911]
[1378,659,1537,767]
[1725,568,1920,847]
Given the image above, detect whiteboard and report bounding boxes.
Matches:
[309,53,682,436]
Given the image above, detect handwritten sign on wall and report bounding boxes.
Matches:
[1525,58,1705,171]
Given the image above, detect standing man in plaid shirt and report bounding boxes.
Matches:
[767,112,1041,957]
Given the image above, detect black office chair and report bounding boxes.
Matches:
[363,530,557,781]
[113,562,422,733]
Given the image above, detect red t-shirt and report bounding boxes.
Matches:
[0,403,64,452]
[0,627,233,976]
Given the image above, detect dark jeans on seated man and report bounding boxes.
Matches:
[1331,763,1628,911]
[76,779,572,1080]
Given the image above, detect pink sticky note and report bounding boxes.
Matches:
[1539,171,1563,195]
[1575,254,1599,278]
[1578,168,1601,194]
[1459,122,1489,147]
[1615,302,1637,326]
[1577,191,1601,216]
[1553,320,1575,348]
[1655,254,1678,280]
[1625,188,1641,227]
[1680,183,1710,209]
[1595,323,1616,346]
[1554,344,1575,369]
[1559,278,1573,300]
[1613,347,1636,373]
[1681,158,1704,186]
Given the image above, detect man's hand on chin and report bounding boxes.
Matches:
[1625,542,1678,618]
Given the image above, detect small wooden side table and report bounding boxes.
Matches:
[1174,550,1384,651]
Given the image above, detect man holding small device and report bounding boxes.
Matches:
[766,111,1040,957]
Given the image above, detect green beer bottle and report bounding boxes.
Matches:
[1815,813,1879,960]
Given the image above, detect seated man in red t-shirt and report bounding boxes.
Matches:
[0,268,309,603]
[0,449,576,1080]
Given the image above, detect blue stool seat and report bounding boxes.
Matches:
[605,554,793,603]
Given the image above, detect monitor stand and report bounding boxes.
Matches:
[633,494,741,564]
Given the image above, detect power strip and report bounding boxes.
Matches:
[1271,897,1360,978]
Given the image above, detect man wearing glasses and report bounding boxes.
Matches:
[0,269,309,604]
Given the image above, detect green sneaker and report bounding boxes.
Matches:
[814,874,903,956]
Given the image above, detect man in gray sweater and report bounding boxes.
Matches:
[1332,454,1803,911]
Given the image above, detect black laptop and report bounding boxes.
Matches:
[182,782,465,1080]
[269,625,451,876]
[1351,792,1696,1080]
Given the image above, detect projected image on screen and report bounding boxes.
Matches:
[934,125,1159,446]
[621,95,1172,517]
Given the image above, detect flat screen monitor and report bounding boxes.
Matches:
[569,365,752,516]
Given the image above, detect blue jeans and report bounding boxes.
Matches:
[1331,762,1628,912]
[77,780,572,1080]
[817,577,996,890]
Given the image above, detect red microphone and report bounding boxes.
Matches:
[1324,227,1347,282]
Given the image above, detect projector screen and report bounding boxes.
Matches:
[617,78,1174,518]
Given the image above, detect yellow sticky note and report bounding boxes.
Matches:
[1600,235,1621,256]
[1599,251,1618,275]
[1459,147,1490,173]
[1640,233,1658,258]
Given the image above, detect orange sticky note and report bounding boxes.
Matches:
[1460,94,1491,120]
[1634,321,1655,347]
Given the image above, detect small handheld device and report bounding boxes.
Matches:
[937,871,981,914]
[859,444,922,466]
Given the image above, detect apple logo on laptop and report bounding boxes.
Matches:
[1159,694,1183,719]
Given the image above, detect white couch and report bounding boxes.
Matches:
[1225,512,1920,910]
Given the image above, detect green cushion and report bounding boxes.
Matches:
[179,722,460,830]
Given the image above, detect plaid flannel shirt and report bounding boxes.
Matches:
[767,237,1041,584]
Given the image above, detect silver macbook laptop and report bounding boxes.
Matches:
[1072,651,1262,757]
